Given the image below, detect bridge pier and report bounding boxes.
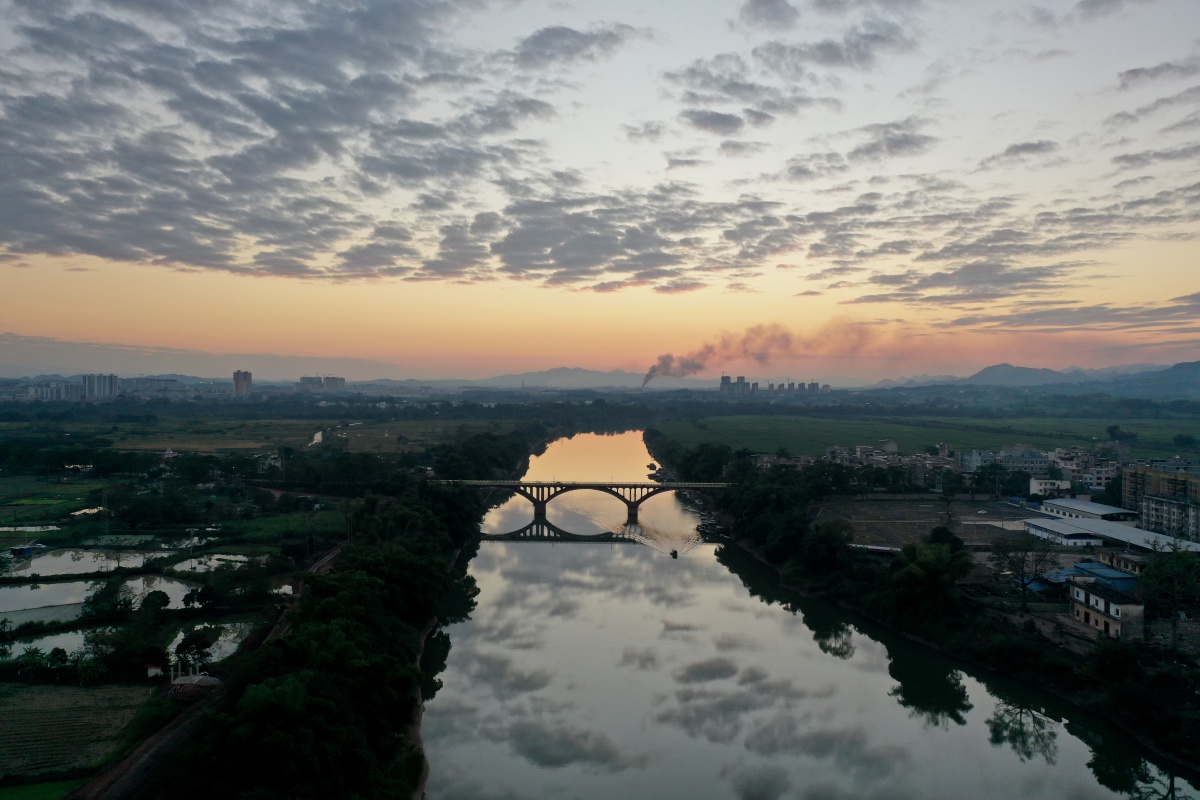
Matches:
[533,502,548,521]
[625,503,639,525]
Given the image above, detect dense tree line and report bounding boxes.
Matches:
[134,474,484,800]
[661,436,1200,768]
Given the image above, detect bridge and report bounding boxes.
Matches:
[437,480,728,524]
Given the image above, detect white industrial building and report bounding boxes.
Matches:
[1023,517,1200,553]
[1041,498,1138,524]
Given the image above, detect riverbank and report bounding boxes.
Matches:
[643,430,1200,782]
[723,511,1200,782]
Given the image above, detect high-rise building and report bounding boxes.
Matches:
[233,370,253,395]
[82,374,120,398]
[323,376,346,392]
[1123,463,1200,540]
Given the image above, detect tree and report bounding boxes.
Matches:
[175,626,221,667]
[928,526,964,554]
[47,647,69,670]
[891,542,974,625]
[1173,434,1197,448]
[197,584,221,610]
[975,462,1007,499]
[16,647,48,681]
[799,518,854,573]
[1139,539,1200,651]
[989,536,1058,612]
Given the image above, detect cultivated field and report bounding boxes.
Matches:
[0,477,110,530]
[0,779,82,800]
[332,420,514,454]
[0,417,514,455]
[655,415,1199,459]
[0,684,151,777]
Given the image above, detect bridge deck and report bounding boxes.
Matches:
[437,480,728,488]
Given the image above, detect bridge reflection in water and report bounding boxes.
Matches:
[483,518,704,557]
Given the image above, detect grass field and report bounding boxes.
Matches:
[655,415,1200,459]
[0,684,152,777]
[0,780,83,800]
[336,419,514,454]
[0,478,111,527]
[219,509,344,544]
[0,417,513,455]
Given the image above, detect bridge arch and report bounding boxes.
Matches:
[438,480,728,526]
[507,484,676,524]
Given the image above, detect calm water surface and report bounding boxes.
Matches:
[424,432,1195,800]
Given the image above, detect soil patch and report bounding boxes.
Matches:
[0,685,150,777]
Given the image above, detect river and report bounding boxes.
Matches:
[423,431,1195,800]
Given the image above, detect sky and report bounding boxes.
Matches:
[0,0,1198,383]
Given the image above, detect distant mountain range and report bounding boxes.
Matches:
[869,362,1170,389]
[355,367,709,390]
[8,361,1200,398]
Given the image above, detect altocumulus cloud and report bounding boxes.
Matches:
[0,0,1197,312]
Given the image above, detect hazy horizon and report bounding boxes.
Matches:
[2,0,1198,380]
[0,330,1178,386]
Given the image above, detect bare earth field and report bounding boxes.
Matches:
[814,498,1036,549]
[0,684,151,777]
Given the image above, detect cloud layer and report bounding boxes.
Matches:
[0,0,1197,349]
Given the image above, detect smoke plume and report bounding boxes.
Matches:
[641,322,878,386]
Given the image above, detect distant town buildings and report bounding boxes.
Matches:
[82,373,119,398]
[719,376,830,398]
[233,370,253,395]
[122,377,180,395]
[295,375,346,393]
[1029,477,1072,497]
[1123,462,1200,541]
[28,381,83,401]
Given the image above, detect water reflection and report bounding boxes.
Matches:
[987,698,1059,764]
[887,658,973,728]
[484,519,703,558]
[425,432,1200,800]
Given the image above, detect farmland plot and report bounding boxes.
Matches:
[0,685,150,777]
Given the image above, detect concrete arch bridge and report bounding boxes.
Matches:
[436,480,728,525]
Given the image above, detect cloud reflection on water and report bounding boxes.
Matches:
[425,433,1196,800]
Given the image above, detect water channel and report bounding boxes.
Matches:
[423,431,1195,800]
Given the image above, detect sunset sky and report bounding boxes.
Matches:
[1,0,1198,383]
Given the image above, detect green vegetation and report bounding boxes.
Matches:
[134,430,541,800]
[654,414,1199,460]
[0,780,83,800]
[0,684,152,782]
[648,430,1200,768]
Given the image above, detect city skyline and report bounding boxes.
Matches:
[1,0,1198,381]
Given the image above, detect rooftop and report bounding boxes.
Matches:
[1024,517,1200,552]
[1042,498,1133,516]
